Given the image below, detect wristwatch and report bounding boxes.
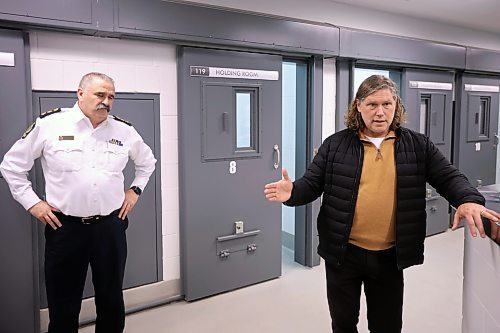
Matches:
[130,186,142,196]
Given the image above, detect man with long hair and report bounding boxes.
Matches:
[264,75,499,332]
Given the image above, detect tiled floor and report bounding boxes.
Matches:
[80,228,464,333]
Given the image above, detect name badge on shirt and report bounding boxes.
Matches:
[108,138,123,146]
[59,135,75,141]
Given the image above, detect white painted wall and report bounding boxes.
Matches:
[183,0,500,51]
[322,58,336,141]
[29,30,180,282]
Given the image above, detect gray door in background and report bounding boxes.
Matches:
[0,29,37,333]
[32,92,162,308]
[455,74,500,187]
[402,69,454,235]
[179,47,282,300]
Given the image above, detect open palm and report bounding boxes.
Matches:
[264,168,293,202]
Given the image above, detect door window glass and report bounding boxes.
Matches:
[479,96,490,136]
[353,67,402,95]
[420,95,430,135]
[236,92,252,148]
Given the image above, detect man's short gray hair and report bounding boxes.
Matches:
[78,72,115,90]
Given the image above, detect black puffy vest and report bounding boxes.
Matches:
[286,128,484,270]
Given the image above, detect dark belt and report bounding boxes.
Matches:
[55,209,119,225]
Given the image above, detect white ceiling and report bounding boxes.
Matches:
[328,0,500,34]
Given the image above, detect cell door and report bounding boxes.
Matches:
[0,29,37,333]
[178,47,282,300]
[455,74,500,187]
[402,69,454,235]
[32,92,162,310]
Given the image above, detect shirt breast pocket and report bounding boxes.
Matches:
[104,145,129,172]
[52,141,84,172]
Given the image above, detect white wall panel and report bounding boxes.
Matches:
[163,209,180,236]
[30,58,64,90]
[164,256,181,280]
[322,58,336,141]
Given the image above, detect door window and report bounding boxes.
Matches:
[479,96,490,136]
[202,83,261,160]
[235,89,258,152]
[353,67,402,95]
[236,92,251,148]
[420,95,430,135]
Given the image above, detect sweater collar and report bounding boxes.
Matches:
[358,130,397,143]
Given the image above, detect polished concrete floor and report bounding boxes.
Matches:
[80,228,464,333]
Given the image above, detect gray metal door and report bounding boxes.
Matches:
[32,92,162,308]
[455,74,500,187]
[0,29,37,333]
[178,47,282,300]
[402,69,454,235]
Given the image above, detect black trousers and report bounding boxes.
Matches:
[325,243,404,333]
[44,210,128,333]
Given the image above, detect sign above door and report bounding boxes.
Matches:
[190,66,279,80]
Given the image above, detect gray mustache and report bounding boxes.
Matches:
[97,104,110,112]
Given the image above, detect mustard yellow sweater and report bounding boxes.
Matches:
[349,131,397,250]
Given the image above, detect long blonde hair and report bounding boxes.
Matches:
[345,75,406,131]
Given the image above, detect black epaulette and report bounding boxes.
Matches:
[111,115,132,126]
[21,122,36,139]
[22,108,61,139]
[40,108,61,118]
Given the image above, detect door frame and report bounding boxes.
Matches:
[282,56,322,267]
[454,73,500,186]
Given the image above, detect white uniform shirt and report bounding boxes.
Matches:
[0,103,156,217]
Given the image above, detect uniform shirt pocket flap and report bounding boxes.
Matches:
[53,140,84,152]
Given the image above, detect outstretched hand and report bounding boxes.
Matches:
[452,202,500,237]
[264,169,293,203]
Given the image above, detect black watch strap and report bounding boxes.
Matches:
[130,186,142,196]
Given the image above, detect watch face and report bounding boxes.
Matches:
[131,186,142,195]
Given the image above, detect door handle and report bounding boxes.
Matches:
[222,112,229,132]
[273,144,280,170]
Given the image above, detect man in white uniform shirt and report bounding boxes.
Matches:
[0,72,156,333]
